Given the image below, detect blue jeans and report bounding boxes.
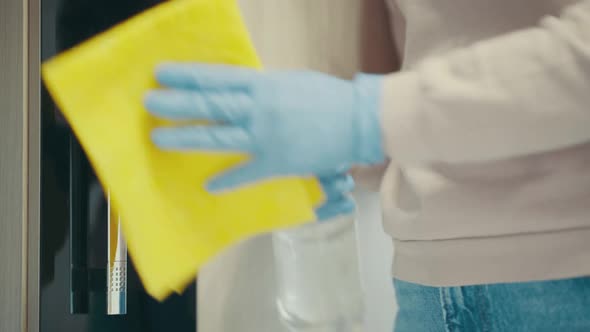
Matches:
[393,277,590,332]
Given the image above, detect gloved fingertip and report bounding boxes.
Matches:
[321,174,355,199]
[205,180,224,193]
[143,90,162,110]
[150,128,174,149]
[207,163,262,193]
[206,172,245,193]
[340,197,356,213]
[154,63,190,87]
[315,210,330,221]
[343,175,356,192]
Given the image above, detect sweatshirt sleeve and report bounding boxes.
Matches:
[381,0,590,165]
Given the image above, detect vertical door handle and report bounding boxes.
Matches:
[107,192,127,315]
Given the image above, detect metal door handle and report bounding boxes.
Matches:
[107,192,127,315]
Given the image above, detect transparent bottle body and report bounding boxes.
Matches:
[272,214,364,332]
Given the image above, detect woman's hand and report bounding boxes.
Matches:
[145,63,384,192]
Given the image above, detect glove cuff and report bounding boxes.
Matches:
[353,73,386,165]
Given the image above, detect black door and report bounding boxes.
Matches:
[40,0,197,330]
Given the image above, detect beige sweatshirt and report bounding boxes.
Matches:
[369,0,590,286]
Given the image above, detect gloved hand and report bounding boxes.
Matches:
[145,64,385,192]
[315,173,356,221]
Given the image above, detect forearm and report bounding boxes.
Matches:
[380,0,590,165]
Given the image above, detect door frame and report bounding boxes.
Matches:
[0,0,41,330]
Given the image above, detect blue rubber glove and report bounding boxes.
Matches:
[145,64,385,192]
[315,173,356,221]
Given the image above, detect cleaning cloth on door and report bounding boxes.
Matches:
[42,0,324,301]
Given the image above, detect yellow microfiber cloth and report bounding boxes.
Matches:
[42,0,324,300]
